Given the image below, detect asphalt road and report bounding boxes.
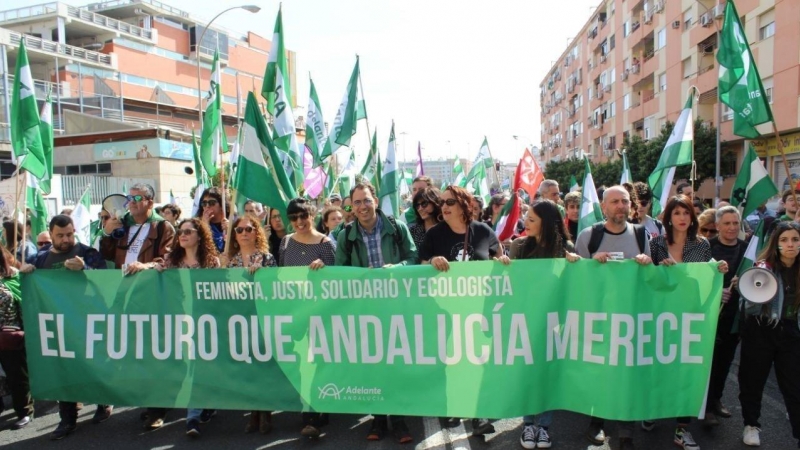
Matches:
[0,358,795,450]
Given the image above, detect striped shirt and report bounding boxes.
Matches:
[358,215,385,268]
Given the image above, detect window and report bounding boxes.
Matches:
[759,21,775,40]
[763,76,773,103]
[759,9,775,40]
[623,20,630,37]
[683,9,692,30]
[599,71,607,87]
[609,34,615,50]
[624,93,631,110]
[682,57,693,78]
[610,68,616,84]
[659,73,667,92]
[588,86,593,100]
[609,101,616,118]
[656,28,667,50]
[722,103,733,121]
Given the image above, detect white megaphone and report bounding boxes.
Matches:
[737,267,779,304]
[102,194,129,220]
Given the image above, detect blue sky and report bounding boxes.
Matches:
[4,0,599,163]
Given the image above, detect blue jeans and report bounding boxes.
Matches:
[523,411,553,428]
[187,408,202,422]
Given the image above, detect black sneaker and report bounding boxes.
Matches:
[199,409,216,423]
[50,421,77,440]
[392,419,413,444]
[186,419,200,437]
[471,418,495,436]
[92,405,113,424]
[585,423,606,445]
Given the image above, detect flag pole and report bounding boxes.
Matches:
[688,85,699,194]
[14,169,24,260]
[223,126,245,257]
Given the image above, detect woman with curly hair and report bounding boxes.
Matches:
[419,185,499,437]
[145,218,219,435]
[409,187,442,248]
[219,215,276,434]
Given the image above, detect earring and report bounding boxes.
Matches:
[437,214,444,222]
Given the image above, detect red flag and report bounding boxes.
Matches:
[496,154,525,241]
[518,148,544,202]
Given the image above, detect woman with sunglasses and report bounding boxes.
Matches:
[278,198,334,439]
[495,199,579,449]
[419,185,500,437]
[641,195,728,450]
[738,221,800,448]
[147,218,219,435]
[698,209,718,240]
[218,215,276,434]
[409,187,443,248]
[195,187,229,253]
[633,181,665,239]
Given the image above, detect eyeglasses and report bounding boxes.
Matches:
[415,200,431,210]
[235,226,255,234]
[700,228,718,235]
[640,200,651,207]
[343,205,353,213]
[439,199,458,207]
[126,194,145,203]
[352,198,374,207]
[201,199,218,207]
[177,229,198,236]
[37,241,50,247]
[287,212,310,222]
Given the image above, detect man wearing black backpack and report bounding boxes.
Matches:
[20,215,109,439]
[574,185,652,450]
[334,182,417,443]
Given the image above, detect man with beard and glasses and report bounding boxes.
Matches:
[20,215,109,439]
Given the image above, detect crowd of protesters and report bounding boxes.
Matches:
[0,178,797,450]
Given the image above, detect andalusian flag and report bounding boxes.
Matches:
[26,173,47,237]
[452,155,466,187]
[464,137,493,203]
[718,0,773,138]
[570,175,580,192]
[649,166,676,217]
[11,40,45,178]
[730,144,778,219]
[305,76,327,166]
[169,189,176,204]
[652,95,694,173]
[234,92,297,224]
[262,6,303,189]
[578,157,604,233]
[620,151,632,184]
[320,57,367,159]
[200,48,223,176]
[71,187,92,245]
[39,89,54,194]
[378,123,400,216]
[361,129,381,191]
[737,219,765,277]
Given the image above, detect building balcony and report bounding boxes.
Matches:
[643,92,659,117]
[696,63,717,94]
[0,28,117,70]
[642,50,659,78]
[0,3,156,45]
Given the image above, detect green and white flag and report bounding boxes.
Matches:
[261,6,302,189]
[717,0,773,139]
[652,95,694,173]
[305,76,327,167]
[11,40,46,179]
[191,130,209,187]
[337,149,357,198]
[121,181,128,194]
[620,151,633,184]
[649,166,676,217]
[730,144,778,219]
[463,137,493,203]
[320,57,367,160]
[26,173,47,238]
[452,155,466,187]
[323,160,336,199]
[200,48,223,176]
[569,175,580,192]
[400,169,414,198]
[736,218,765,277]
[234,92,297,226]
[39,89,54,194]
[378,123,399,217]
[72,187,92,245]
[578,157,604,233]
[361,129,381,191]
[169,189,176,204]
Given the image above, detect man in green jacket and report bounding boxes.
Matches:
[334,182,417,443]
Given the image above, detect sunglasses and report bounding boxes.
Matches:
[201,199,218,207]
[287,212,310,222]
[415,200,431,210]
[439,199,458,207]
[37,241,50,246]
[343,205,353,213]
[700,228,718,235]
[126,194,145,203]
[235,226,255,234]
[177,229,198,236]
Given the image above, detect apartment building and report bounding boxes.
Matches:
[0,0,297,206]
[539,0,798,198]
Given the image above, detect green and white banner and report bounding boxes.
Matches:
[22,260,721,420]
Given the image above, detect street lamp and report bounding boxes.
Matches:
[195,5,261,127]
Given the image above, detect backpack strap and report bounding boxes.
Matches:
[385,215,403,256]
[633,224,647,254]
[587,223,607,256]
[343,223,355,266]
[654,218,664,235]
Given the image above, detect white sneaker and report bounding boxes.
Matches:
[536,427,552,448]
[519,424,537,449]
[674,428,700,450]
[743,425,761,446]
